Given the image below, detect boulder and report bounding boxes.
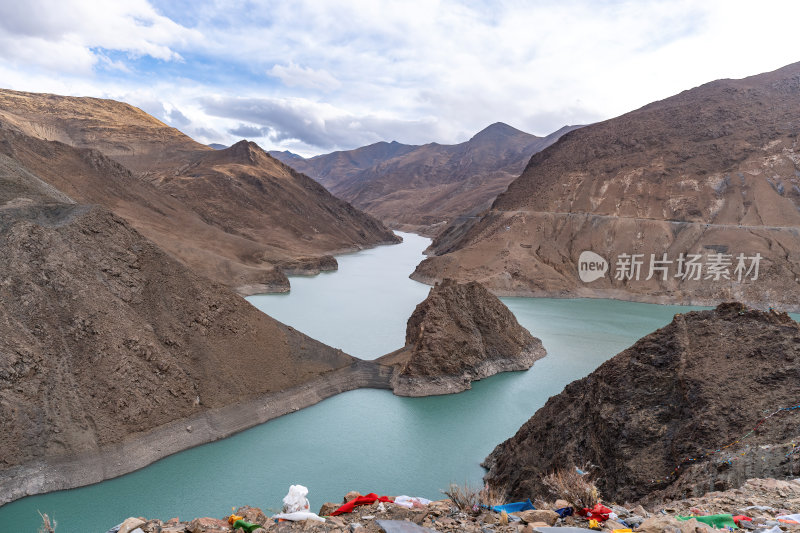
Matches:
[515,510,560,525]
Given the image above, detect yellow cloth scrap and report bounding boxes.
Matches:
[227,514,244,525]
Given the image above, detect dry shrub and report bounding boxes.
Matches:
[541,466,600,509]
[478,483,507,508]
[38,511,56,533]
[441,482,481,514]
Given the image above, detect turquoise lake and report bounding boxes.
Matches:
[0,232,722,532]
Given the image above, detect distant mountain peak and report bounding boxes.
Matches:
[469,122,534,143]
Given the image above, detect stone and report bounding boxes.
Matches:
[253,529,269,533]
[141,520,165,533]
[187,517,232,533]
[236,506,268,526]
[632,506,649,519]
[637,516,712,533]
[554,500,570,510]
[344,491,362,503]
[119,517,147,533]
[165,518,181,525]
[318,502,340,516]
[515,510,559,526]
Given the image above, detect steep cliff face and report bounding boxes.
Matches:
[483,303,800,504]
[274,124,579,235]
[415,62,800,311]
[380,279,546,396]
[0,89,399,293]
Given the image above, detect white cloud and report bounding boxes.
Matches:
[2,0,800,155]
[269,62,342,91]
[0,0,198,73]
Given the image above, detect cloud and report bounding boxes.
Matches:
[269,62,342,91]
[202,95,440,150]
[228,123,266,138]
[0,0,198,73]
[4,0,800,156]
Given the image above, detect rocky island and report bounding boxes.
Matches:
[380,278,546,396]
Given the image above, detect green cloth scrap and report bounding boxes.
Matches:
[232,519,261,533]
[677,514,738,529]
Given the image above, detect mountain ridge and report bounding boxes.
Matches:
[272,122,581,234]
[413,61,800,311]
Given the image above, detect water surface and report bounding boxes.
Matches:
[0,233,721,532]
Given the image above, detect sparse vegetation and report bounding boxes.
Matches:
[38,511,56,533]
[478,482,506,508]
[441,482,481,515]
[541,465,600,509]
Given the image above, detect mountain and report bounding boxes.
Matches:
[208,143,228,150]
[0,89,399,294]
[483,303,800,503]
[272,123,580,235]
[0,150,365,502]
[413,62,800,311]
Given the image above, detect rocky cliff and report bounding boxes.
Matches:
[483,303,800,504]
[274,123,579,235]
[414,61,800,311]
[0,89,399,293]
[379,279,546,396]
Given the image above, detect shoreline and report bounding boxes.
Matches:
[408,272,800,313]
[0,360,393,507]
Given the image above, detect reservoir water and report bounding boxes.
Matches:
[1,233,719,532]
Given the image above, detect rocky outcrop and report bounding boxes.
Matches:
[414,61,800,311]
[483,303,800,504]
[379,279,545,396]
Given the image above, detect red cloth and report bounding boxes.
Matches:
[733,515,752,526]
[330,493,394,516]
[580,503,613,522]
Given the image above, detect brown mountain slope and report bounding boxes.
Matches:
[0,89,399,293]
[414,62,800,311]
[274,123,580,235]
[0,196,361,503]
[0,88,206,173]
[483,303,800,504]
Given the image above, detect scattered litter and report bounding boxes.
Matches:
[491,498,535,514]
[581,504,612,522]
[231,520,262,533]
[331,493,394,516]
[677,514,738,529]
[271,511,326,523]
[283,484,311,513]
[394,495,433,509]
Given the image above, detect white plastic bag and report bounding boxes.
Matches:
[282,484,311,513]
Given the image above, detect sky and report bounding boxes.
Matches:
[0,1,799,157]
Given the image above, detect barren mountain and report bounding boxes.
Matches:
[379,279,545,396]
[414,62,800,311]
[273,123,579,234]
[0,157,363,501]
[0,89,398,293]
[483,303,800,504]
